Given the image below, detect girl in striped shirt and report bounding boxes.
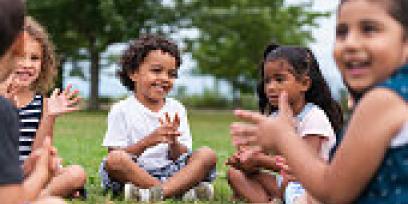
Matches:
[6,16,86,199]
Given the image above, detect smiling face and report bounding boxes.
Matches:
[263,59,309,114]
[334,0,408,93]
[129,49,178,110]
[13,31,42,88]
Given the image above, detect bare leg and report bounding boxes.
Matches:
[227,167,272,203]
[40,165,86,198]
[105,150,160,188]
[254,172,282,200]
[32,196,67,204]
[161,147,217,198]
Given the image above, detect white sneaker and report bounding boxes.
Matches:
[124,183,163,202]
[182,182,214,201]
[124,183,139,201]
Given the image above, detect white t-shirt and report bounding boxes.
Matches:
[295,103,336,161]
[102,95,192,170]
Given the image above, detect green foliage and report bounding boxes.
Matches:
[26,0,181,109]
[176,0,328,95]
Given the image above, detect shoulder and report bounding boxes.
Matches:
[302,104,331,124]
[354,88,407,135]
[165,98,187,112]
[109,96,134,113]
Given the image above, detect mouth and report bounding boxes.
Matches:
[151,82,169,93]
[14,70,34,80]
[267,94,279,103]
[344,59,371,77]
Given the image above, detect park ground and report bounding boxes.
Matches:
[54,110,240,204]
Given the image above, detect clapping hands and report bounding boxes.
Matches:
[148,112,181,146]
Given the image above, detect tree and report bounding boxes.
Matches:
[176,0,327,103]
[27,0,180,109]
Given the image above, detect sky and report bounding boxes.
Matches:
[64,0,345,99]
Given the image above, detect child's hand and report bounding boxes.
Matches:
[225,152,241,167]
[159,112,180,145]
[47,84,81,117]
[233,92,296,151]
[230,122,258,149]
[237,146,262,174]
[0,74,19,106]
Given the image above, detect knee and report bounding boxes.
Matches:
[34,197,67,204]
[195,147,217,167]
[106,150,130,171]
[65,165,87,187]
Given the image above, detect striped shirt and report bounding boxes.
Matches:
[18,94,43,163]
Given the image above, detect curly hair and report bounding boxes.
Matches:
[257,43,344,133]
[23,16,58,94]
[118,34,181,91]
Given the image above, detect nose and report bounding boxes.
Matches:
[16,56,31,68]
[342,29,362,53]
[265,81,278,93]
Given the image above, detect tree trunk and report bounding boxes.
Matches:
[231,80,240,108]
[88,39,100,110]
[55,56,65,90]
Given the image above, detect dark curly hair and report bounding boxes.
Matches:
[257,43,344,134]
[118,34,181,91]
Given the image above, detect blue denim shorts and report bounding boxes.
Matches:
[99,151,216,194]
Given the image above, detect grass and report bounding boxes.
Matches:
[53,110,238,203]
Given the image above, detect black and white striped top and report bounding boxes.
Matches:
[18,94,43,163]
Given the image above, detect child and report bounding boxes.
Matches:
[9,16,86,199]
[100,34,217,202]
[232,0,408,203]
[227,44,343,204]
[0,3,66,203]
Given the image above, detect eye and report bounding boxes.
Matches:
[150,66,162,73]
[31,54,40,61]
[360,21,379,35]
[336,24,348,39]
[169,69,178,78]
[275,75,285,83]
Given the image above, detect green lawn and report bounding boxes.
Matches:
[53,110,238,203]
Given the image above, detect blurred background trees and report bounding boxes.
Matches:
[27,0,326,110]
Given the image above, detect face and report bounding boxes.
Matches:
[334,0,408,93]
[129,50,178,108]
[263,59,309,112]
[13,32,42,88]
[0,32,23,82]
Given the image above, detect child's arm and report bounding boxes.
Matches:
[32,85,80,150]
[233,90,408,203]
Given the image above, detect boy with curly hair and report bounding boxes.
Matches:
[99,34,217,202]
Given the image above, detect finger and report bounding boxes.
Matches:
[159,118,164,126]
[174,112,180,128]
[51,88,60,98]
[63,84,73,96]
[234,109,264,124]
[165,112,171,124]
[278,91,293,118]
[66,88,79,100]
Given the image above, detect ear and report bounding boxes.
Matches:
[299,75,311,92]
[128,70,138,82]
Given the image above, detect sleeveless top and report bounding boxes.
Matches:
[335,65,408,203]
[18,94,43,164]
